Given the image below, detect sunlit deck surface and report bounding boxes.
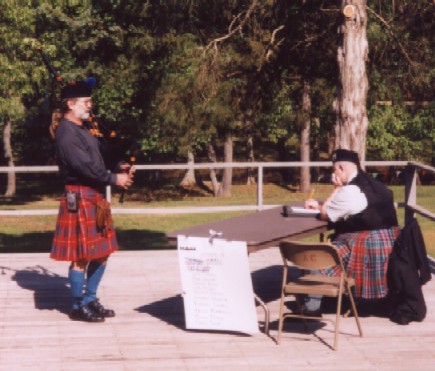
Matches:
[1,248,435,370]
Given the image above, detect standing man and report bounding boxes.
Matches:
[51,81,134,322]
[304,149,399,314]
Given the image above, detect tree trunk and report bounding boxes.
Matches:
[333,0,369,163]
[312,117,320,182]
[246,135,256,185]
[207,143,220,196]
[3,115,16,196]
[300,80,311,193]
[217,133,233,197]
[180,150,197,187]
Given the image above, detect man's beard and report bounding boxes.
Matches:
[80,111,90,120]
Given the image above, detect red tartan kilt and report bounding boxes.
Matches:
[320,227,400,299]
[51,185,119,261]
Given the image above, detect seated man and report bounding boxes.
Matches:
[304,149,400,314]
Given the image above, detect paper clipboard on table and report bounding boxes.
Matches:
[283,205,320,217]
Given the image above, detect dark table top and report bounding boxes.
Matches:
[167,206,327,253]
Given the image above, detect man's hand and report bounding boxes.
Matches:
[116,173,133,189]
[117,162,136,189]
[305,199,320,210]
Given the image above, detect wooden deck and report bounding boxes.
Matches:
[1,248,435,370]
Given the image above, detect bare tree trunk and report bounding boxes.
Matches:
[300,80,311,193]
[333,0,369,162]
[180,150,197,187]
[242,108,257,185]
[207,143,220,196]
[312,117,320,182]
[217,133,233,197]
[246,135,256,185]
[3,115,16,196]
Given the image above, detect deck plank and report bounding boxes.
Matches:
[1,249,434,370]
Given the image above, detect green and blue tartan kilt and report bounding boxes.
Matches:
[320,226,400,299]
[50,185,119,262]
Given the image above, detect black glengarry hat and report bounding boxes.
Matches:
[60,81,92,100]
[331,149,360,167]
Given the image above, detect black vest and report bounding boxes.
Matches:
[330,172,398,234]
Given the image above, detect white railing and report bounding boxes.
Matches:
[1,160,432,221]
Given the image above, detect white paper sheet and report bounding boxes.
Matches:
[177,235,259,334]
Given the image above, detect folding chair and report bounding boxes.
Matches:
[277,240,363,350]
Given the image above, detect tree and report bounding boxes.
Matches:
[148,0,263,195]
[365,1,434,163]
[2,116,15,196]
[334,1,369,160]
[300,81,311,193]
[0,4,43,194]
[1,0,433,182]
[260,1,338,187]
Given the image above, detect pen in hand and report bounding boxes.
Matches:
[305,188,318,209]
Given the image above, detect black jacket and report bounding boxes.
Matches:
[55,119,117,188]
[330,171,398,234]
[387,218,432,325]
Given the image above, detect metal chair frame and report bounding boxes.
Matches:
[277,240,363,350]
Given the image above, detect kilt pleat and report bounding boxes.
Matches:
[50,185,119,261]
[320,226,400,299]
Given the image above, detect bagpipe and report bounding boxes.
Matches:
[37,46,140,201]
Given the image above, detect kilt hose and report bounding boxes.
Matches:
[51,185,119,262]
[320,226,400,299]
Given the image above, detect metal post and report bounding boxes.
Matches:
[257,165,263,211]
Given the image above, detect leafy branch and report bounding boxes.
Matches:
[367,5,416,67]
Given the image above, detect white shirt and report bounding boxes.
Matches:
[324,172,368,223]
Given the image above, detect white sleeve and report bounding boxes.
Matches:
[324,185,368,223]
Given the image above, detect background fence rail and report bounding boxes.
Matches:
[2,161,434,225]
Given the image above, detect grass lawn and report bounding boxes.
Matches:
[1,183,434,256]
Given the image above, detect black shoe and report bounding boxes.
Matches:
[69,305,105,323]
[87,299,116,318]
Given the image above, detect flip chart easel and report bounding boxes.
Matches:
[177,235,259,334]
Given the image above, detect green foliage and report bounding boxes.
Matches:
[367,102,435,163]
[366,0,434,163]
[367,1,434,102]
[263,83,295,143]
[0,1,434,167]
[367,105,422,160]
[0,6,37,120]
